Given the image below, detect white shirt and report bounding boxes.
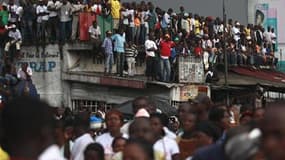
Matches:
[17,66,32,80]
[36,5,49,22]
[47,0,61,17]
[263,31,272,44]
[128,9,135,27]
[121,9,129,25]
[59,2,72,22]
[38,145,66,160]
[95,132,128,155]
[8,29,22,40]
[71,133,94,160]
[8,4,18,22]
[88,25,101,39]
[232,26,240,42]
[153,136,180,160]
[271,32,277,44]
[145,39,157,57]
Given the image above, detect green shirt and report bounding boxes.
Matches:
[0,10,9,25]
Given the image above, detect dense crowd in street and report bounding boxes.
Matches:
[1,94,285,160]
[0,0,278,82]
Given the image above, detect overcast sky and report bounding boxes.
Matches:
[121,0,248,24]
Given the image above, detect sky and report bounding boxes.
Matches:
[121,0,248,25]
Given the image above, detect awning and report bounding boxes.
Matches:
[216,67,285,91]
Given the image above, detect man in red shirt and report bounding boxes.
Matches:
[159,33,174,82]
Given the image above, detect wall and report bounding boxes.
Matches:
[18,45,63,107]
[121,0,248,24]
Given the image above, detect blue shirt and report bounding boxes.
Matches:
[102,37,113,54]
[112,33,125,53]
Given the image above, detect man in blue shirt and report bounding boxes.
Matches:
[112,29,126,77]
[102,30,113,75]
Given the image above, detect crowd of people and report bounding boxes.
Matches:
[1,94,284,160]
[0,0,279,82]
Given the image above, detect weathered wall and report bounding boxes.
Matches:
[18,45,63,107]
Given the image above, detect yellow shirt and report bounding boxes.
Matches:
[0,147,9,160]
[110,0,121,19]
[194,20,200,35]
[245,28,251,38]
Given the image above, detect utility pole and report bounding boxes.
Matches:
[223,0,230,106]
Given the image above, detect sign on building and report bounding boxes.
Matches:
[178,56,204,83]
[18,45,62,107]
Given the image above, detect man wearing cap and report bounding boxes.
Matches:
[181,12,190,35]
[4,24,22,59]
[102,30,113,75]
[159,33,174,82]
[231,21,240,49]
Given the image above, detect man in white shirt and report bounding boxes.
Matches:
[5,24,22,55]
[36,0,49,42]
[71,0,84,41]
[145,33,157,80]
[231,22,240,49]
[263,26,272,48]
[17,62,32,80]
[7,0,18,24]
[71,112,94,160]
[58,0,72,43]
[89,20,101,59]
[47,0,61,43]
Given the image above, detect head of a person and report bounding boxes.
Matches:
[181,112,197,133]
[112,137,127,153]
[105,109,124,134]
[1,97,54,159]
[239,112,253,125]
[11,24,17,31]
[180,6,184,12]
[261,103,285,160]
[9,0,14,5]
[21,62,28,71]
[164,34,170,41]
[178,102,195,121]
[84,143,105,160]
[168,116,180,133]
[191,93,213,121]
[192,121,221,147]
[93,21,97,27]
[62,0,67,5]
[209,107,231,131]
[129,117,155,144]
[132,96,151,115]
[253,107,265,122]
[123,139,154,160]
[106,30,112,37]
[167,8,173,15]
[149,32,155,40]
[150,113,168,138]
[73,111,90,138]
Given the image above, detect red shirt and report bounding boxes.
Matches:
[160,40,174,57]
[194,46,203,57]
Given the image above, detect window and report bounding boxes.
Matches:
[71,99,113,113]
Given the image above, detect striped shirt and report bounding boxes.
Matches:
[125,45,138,58]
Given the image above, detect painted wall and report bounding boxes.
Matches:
[121,0,248,25]
[18,45,63,107]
